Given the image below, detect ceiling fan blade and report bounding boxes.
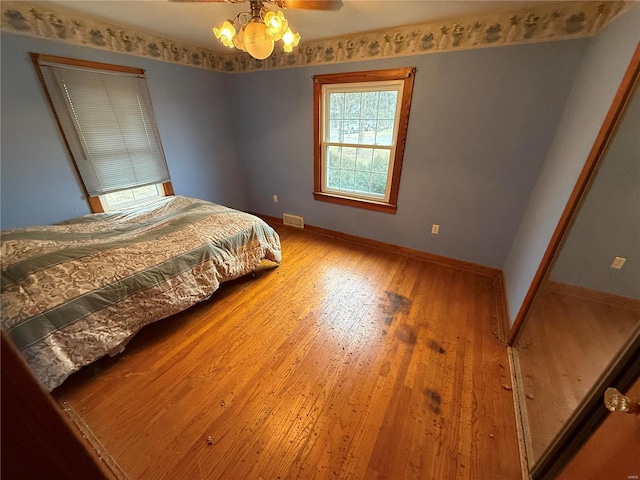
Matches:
[169,0,342,7]
[281,0,343,10]
[169,0,343,10]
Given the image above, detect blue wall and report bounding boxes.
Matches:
[503,8,640,324]
[230,40,587,268]
[1,33,247,229]
[1,12,635,299]
[549,84,640,300]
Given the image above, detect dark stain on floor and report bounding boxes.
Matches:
[424,388,442,415]
[395,323,417,345]
[380,291,412,326]
[427,339,446,354]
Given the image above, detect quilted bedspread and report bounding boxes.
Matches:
[1,196,281,391]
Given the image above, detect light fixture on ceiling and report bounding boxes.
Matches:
[213,0,301,60]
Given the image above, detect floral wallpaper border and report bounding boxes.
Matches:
[1,1,635,73]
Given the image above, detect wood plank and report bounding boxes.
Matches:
[514,282,639,462]
[54,225,521,479]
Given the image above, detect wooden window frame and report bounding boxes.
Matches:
[313,67,416,214]
[31,53,173,214]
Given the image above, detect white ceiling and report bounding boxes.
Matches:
[40,0,554,53]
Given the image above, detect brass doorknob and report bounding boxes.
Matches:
[604,388,640,414]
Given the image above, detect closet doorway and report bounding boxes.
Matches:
[511,45,640,478]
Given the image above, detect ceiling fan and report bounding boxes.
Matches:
[171,0,343,11]
[172,0,343,59]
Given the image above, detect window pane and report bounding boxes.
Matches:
[329,92,344,119]
[371,173,388,195]
[344,92,362,120]
[131,184,159,200]
[327,146,341,168]
[340,170,355,190]
[355,171,371,193]
[328,88,399,148]
[327,168,341,189]
[372,149,390,173]
[324,145,389,198]
[378,91,398,119]
[104,189,135,206]
[343,120,359,140]
[328,120,341,142]
[102,183,163,209]
[375,120,395,146]
[356,148,373,171]
[356,122,369,144]
[362,91,379,121]
[341,147,357,169]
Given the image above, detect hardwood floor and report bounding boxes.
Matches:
[54,224,521,480]
[513,281,640,463]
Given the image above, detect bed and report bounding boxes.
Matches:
[1,195,281,391]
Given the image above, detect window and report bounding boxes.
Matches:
[99,183,166,211]
[313,68,416,214]
[32,53,172,213]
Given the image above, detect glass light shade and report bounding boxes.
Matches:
[264,10,288,41]
[243,20,274,60]
[213,20,236,48]
[282,28,300,52]
[232,28,246,51]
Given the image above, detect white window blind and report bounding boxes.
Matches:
[38,60,170,197]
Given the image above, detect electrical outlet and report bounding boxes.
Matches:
[431,224,440,235]
[611,257,626,269]
[273,195,278,203]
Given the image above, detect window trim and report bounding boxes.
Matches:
[30,53,173,213]
[313,67,416,214]
[321,79,404,203]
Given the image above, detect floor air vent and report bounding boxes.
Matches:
[283,213,304,229]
